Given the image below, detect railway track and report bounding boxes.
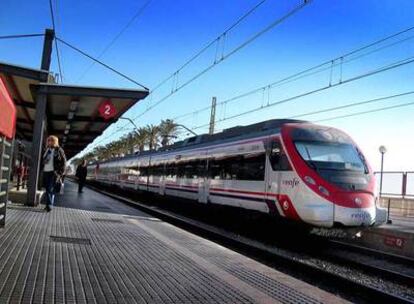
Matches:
[87,182,414,304]
[323,240,414,287]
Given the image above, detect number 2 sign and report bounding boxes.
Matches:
[98,100,117,120]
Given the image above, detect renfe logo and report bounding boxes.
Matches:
[282,178,299,188]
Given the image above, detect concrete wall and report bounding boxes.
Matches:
[379,197,414,217]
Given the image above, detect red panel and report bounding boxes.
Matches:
[0,77,16,139]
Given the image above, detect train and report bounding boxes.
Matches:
[87,119,387,228]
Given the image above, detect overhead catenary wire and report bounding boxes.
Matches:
[76,0,153,83]
[129,0,311,121]
[81,24,414,154]
[49,0,64,82]
[93,0,312,149]
[56,37,149,90]
[191,54,414,130]
[289,90,414,119]
[173,25,414,121]
[150,0,270,93]
[314,100,414,123]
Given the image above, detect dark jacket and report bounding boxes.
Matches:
[43,146,66,176]
[76,165,88,181]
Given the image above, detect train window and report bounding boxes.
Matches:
[208,160,221,179]
[269,141,292,171]
[184,163,195,178]
[196,161,207,177]
[140,166,149,176]
[177,163,185,178]
[149,165,164,176]
[183,160,206,179]
[165,163,176,178]
[207,155,264,181]
[269,141,281,170]
[239,153,265,180]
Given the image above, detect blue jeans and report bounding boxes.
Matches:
[43,171,56,207]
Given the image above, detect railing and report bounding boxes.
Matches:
[374,171,414,221]
[374,171,414,198]
[0,136,14,227]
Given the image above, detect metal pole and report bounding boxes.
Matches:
[387,198,392,224]
[209,97,217,135]
[379,152,384,197]
[40,29,54,71]
[26,29,54,206]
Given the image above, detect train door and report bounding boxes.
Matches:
[198,159,208,204]
[265,139,282,214]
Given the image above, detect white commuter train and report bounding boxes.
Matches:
[88,119,387,228]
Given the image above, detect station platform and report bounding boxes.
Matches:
[344,215,414,259]
[0,181,347,304]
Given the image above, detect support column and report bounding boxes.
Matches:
[26,29,54,206]
[209,97,217,135]
[26,93,47,206]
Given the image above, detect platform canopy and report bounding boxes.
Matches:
[0,61,149,159]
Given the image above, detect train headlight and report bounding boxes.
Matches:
[304,176,316,185]
[318,186,330,196]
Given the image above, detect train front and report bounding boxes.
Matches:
[281,123,387,228]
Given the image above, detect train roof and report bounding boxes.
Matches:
[95,119,307,165]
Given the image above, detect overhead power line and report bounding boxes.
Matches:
[76,0,153,83]
[84,0,311,152]
[150,0,270,93]
[289,90,414,119]
[174,25,414,121]
[315,100,414,123]
[191,54,414,130]
[49,0,64,82]
[0,33,44,40]
[129,0,311,121]
[56,37,149,90]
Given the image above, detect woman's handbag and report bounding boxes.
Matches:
[54,177,63,194]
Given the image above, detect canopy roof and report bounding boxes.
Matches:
[0,61,149,159]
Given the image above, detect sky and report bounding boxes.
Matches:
[1,0,414,172]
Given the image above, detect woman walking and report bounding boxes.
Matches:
[43,135,66,212]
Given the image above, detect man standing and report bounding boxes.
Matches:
[76,160,88,193]
[43,135,66,212]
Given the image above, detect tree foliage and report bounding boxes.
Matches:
[81,119,181,162]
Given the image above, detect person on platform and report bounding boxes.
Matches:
[42,135,66,212]
[76,159,88,193]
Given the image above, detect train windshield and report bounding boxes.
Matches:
[295,141,366,173]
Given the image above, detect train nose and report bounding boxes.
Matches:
[334,205,376,226]
[333,193,377,226]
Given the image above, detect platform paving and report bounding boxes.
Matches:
[0,181,347,303]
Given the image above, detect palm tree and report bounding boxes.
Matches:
[158,119,179,147]
[145,124,159,151]
[93,146,108,161]
[132,127,149,152]
[120,132,135,155]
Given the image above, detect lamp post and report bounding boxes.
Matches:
[379,145,387,197]
[379,145,391,224]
